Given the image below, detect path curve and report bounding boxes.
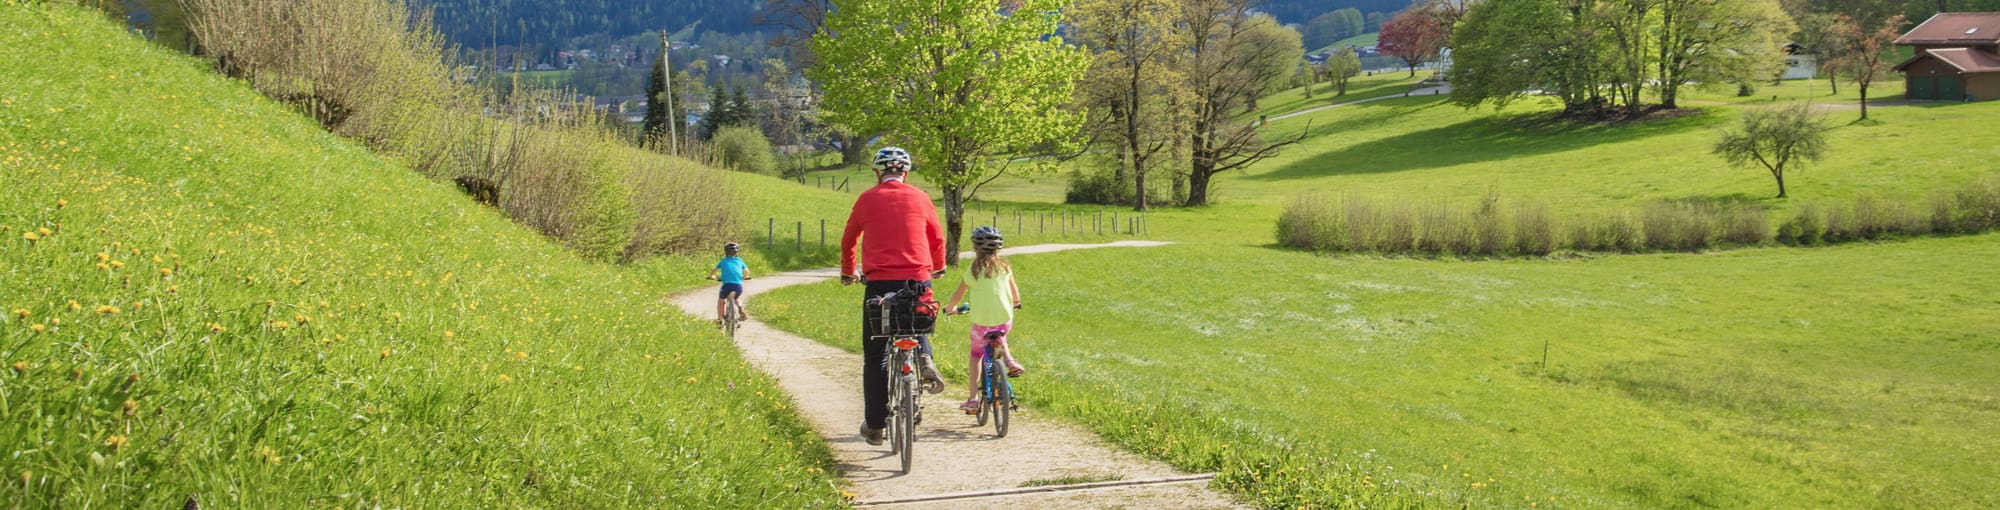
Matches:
[671,241,1243,509]
[1267,84,1452,123]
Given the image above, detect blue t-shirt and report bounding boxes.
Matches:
[716,256,747,284]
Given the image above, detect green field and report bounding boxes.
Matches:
[751,24,2000,510]
[1313,32,1380,55]
[1,5,841,506]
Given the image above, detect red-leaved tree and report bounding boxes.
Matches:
[1379,9,1447,77]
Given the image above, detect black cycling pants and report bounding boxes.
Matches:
[861,279,932,430]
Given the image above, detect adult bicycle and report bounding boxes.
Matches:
[864,281,939,473]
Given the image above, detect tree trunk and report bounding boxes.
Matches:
[839,131,868,166]
[1859,84,1870,120]
[1408,63,1417,77]
[1773,169,1788,198]
[1828,73,1838,95]
[1185,160,1214,207]
[941,184,965,268]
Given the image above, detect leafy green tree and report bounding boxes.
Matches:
[1655,0,1795,109]
[1714,103,1828,198]
[642,52,688,148]
[1073,0,1190,210]
[1325,46,1363,95]
[811,0,1089,258]
[1451,0,1612,113]
[1179,0,1306,206]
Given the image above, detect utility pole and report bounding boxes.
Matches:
[659,29,681,155]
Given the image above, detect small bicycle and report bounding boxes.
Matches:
[706,276,752,339]
[953,304,1022,438]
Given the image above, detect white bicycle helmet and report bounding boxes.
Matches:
[873,147,912,173]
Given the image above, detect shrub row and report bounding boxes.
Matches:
[1282,178,2000,257]
[178,0,734,262]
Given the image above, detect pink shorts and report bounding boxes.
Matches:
[968,322,1012,363]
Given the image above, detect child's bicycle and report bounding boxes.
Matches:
[865,281,938,473]
[955,305,1021,438]
[707,276,751,339]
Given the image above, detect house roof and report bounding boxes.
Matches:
[1894,47,2000,73]
[1896,12,2000,46]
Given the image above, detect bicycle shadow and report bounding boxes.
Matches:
[832,415,1013,482]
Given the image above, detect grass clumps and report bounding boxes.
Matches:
[176,0,735,262]
[1279,192,1774,256]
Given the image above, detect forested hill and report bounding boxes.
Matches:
[1259,0,1410,24]
[412,0,764,47]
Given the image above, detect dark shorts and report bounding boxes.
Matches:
[719,283,744,299]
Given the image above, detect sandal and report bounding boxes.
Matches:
[959,399,981,414]
[1005,359,1026,378]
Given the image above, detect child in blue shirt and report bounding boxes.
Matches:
[707,242,751,325]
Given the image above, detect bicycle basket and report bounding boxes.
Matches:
[866,288,938,336]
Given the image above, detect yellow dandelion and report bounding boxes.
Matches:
[443,330,455,338]
[22,232,38,241]
[10,361,27,373]
[123,399,137,415]
[160,268,173,277]
[109,260,124,269]
[498,374,513,383]
[28,324,46,333]
[10,309,26,319]
[104,435,128,449]
[95,263,109,271]
[514,351,528,361]
[271,321,291,330]
[379,348,392,359]
[208,323,225,333]
[68,300,81,311]
[294,314,309,324]
[96,252,109,262]
[685,377,698,384]
[95,305,119,315]
[19,471,28,485]
[36,227,52,236]
[57,199,68,208]
[167,285,178,293]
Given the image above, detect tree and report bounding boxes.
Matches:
[641,51,688,148]
[1713,103,1828,198]
[1379,9,1448,77]
[1304,8,1367,49]
[1325,46,1363,95]
[812,0,1089,260]
[1654,0,1793,109]
[1789,11,1846,94]
[1180,0,1307,206]
[1825,14,1907,120]
[1073,0,1191,210]
[1450,0,1614,114]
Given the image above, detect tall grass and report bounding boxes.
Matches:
[1284,177,2000,257]
[1279,192,1773,256]
[174,0,733,262]
[1779,175,2000,246]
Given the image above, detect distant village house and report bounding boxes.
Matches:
[1894,12,2000,101]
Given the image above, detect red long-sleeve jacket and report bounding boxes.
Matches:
[841,180,947,281]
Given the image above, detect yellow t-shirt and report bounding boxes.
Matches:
[965,268,1014,327]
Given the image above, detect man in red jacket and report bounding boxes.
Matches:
[841,146,949,446]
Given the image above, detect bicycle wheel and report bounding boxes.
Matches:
[974,360,995,426]
[896,374,917,472]
[723,301,738,339]
[992,363,1012,437]
[886,356,903,456]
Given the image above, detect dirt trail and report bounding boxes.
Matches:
[670,241,1243,509]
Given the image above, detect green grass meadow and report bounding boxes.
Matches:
[1,5,842,507]
[751,24,2000,510]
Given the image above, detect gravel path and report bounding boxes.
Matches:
[670,241,1244,508]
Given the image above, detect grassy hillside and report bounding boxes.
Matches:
[0,4,841,507]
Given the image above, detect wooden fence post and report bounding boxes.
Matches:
[767,218,774,248]
[796,221,802,251]
[820,219,826,250]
